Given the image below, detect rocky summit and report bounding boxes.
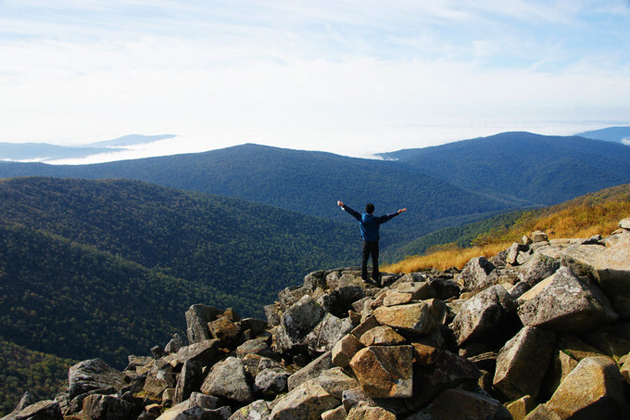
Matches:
[4,218,630,420]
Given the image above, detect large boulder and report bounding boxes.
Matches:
[81,394,134,420]
[517,267,618,332]
[584,322,630,361]
[359,325,406,347]
[253,367,290,398]
[155,402,209,420]
[336,274,367,306]
[506,242,530,266]
[349,345,413,398]
[185,304,219,344]
[406,350,481,412]
[278,285,311,311]
[235,337,277,361]
[459,256,496,292]
[281,295,326,339]
[518,253,560,286]
[303,313,353,355]
[346,405,396,420]
[315,367,360,399]
[493,326,556,400]
[164,333,185,354]
[264,304,281,327]
[240,318,268,338]
[382,290,414,307]
[373,300,446,335]
[269,381,339,420]
[544,356,628,419]
[208,316,241,346]
[287,351,334,391]
[228,400,271,420]
[331,334,364,368]
[395,281,437,301]
[559,230,630,318]
[167,339,220,369]
[200,357,253,404]
[6,400,63,420]
[405,388,510,420]
[143,362,176,399]
[173,359,203,405]
[67,359,126,399]
[451,285,517,346]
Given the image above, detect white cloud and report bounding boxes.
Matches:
[0,0,629,158]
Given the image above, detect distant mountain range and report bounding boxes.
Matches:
[378,131,630,206]
[576,126,630,145]
[0,134,175,162]
[88,133,175,147]
[0,144,515,250]
[2,131,630,251]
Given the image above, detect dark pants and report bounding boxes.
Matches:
[361,241,380,280]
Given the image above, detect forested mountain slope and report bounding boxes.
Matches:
[3,133,630,249]
[0,145,517,248]
[0,177,358,366]
[0,337,75,415]
[379,132,630,206]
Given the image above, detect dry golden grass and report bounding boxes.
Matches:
[385,243,510,272]
[384,198,630,274]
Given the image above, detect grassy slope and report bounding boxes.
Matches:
[385,182,630,272]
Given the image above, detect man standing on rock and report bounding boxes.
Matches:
[337,201,407,285]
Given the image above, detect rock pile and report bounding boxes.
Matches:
[4,218,630,420]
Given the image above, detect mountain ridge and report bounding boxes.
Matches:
[2,131,630,255]
[0,143,516,251]
[378,131,630,206]
[576,126,630,144]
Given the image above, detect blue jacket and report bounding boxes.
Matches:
[341,204,399,242]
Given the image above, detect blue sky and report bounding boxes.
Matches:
[1,0,629,162]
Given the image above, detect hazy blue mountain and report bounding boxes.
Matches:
[378,132,630,206]
[0,134,175,162]
[576,126,630,145]
[88,133,176,147]
[0,142,115,161]
[0,144,515,250]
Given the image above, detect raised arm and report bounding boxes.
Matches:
[337,200,361,221]
[375,207,407,224]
